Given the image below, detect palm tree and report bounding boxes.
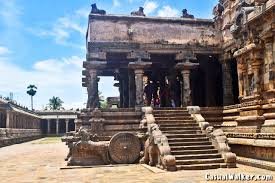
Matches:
[26,85,37,110]
[48,96,64,110]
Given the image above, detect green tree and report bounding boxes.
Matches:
[98,91,108,109]
[26,85,37,110]
[48,96,64,110]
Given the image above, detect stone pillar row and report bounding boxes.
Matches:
[5,110,41,129]
[46,118,71,134]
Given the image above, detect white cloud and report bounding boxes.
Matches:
[157,5,180,17]
[29,8,87,47]
[0,55,86,109]
[143,1,158,15]
[113,0,121,7]
[0,46,11,55]
[0,0,22,27]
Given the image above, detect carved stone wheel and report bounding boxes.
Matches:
[109,132,141,164]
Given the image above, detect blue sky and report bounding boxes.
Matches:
[0,0,218,110]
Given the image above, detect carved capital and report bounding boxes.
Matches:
[128,61,152,70]
[84,61,107,70]
[175,62,199,71]
[175,51,197,61]
[86,51,107,61]
[127,51,150,61]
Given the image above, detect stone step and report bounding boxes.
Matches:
[162,130,202,134]
[158,123,199,127]
[171,149,218,155]
[165,134,206,138]
[176,158,224,165]
[177,163,227,170]
[154,116,193,120]
[154,113,190,117]
[170,145,215,151]
[160,126,201,131]
[174,153,222,160]
[153,109,188,112]
[168,137,209,143]
[169,141,212,146]
[156,120,196,123]
[104,119,141,124]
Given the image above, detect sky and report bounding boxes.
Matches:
[0,0,218,110]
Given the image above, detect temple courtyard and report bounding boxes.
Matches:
[0,137,273,183]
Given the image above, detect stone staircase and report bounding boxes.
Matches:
[154,108,227,170]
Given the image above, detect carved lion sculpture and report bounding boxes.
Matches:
[91,3,106,15]
[140,123,176,170]
[140,134,160,166]
[131,7,146,17]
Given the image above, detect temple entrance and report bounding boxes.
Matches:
[191,55,223,107]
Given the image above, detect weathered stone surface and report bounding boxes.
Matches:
[109,132,141,164]
[67,128,109,166]
[88,15,218,46]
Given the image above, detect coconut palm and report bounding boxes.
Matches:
[48,96,64,110]
[26,85,37,110]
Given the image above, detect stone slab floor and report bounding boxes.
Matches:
[0,137,274,183]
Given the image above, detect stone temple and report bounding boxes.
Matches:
[0,0,274,172]
[62,0,275,171]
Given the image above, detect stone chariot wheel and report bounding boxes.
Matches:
[109,132,141,164]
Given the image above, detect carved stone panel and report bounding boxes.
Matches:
[109,132,141,164]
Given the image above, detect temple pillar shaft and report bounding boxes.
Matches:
[128,72,135,108]
[134,69,144,107]
[65,119,69,133]
[253,65,261,94]
[222,61,234,105]
[122,73,129,108]
[87,69,99,108]
[56,119,59,135]
[47,119,51,134]
[181,70,191,106]
[6,111,11,128]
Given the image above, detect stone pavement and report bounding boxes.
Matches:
[0,137,274,183]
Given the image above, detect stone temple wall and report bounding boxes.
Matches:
[88,14,220,47]
[0,128,42,147]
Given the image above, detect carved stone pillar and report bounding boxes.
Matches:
[181,70,191,106]
[56,119,59,135]
[47,119,51,134]
[65,119,69,133]
[128,71,135,108]
[6,110,11,128]
[84,61,106,109]
[175,62,199,106]
[129,61,152,108]
[222,61,234,105]
[122,73,129,108]
[134,69,144,107]
[252,64,261,95]
[87,69,99,108]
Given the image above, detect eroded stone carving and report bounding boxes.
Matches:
[91,3,106,15]
[139,107,176,171]
[181,9,194,19]
[67,127,109,166]
[206,127,237,168]
[131,7,146,17]
[109,132,141,164]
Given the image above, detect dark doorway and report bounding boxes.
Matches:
[230,59,240,104]
[193,55,223,107]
